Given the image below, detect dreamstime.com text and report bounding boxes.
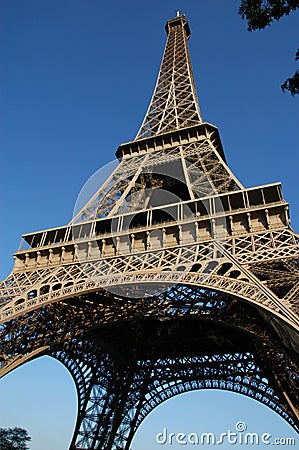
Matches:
[156,422,296,446]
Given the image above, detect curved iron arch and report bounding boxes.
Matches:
[1,283,298,450]
[48,286,298,449]
[2,269,298,346]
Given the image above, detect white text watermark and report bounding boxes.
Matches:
[156,422,296,446]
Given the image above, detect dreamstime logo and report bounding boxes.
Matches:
[155,422,296,446]
[236,421,247,432]
[72,151,227,298]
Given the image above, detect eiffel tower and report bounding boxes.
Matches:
[1,12,298,450]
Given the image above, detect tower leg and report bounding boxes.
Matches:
[53,315,299,449]
[54,339,146,450]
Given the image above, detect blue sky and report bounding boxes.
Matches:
[0,1,298,449]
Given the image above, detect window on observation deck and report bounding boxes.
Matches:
[247,189,263,207]
[229,192,245,210]
[263,185,282,204]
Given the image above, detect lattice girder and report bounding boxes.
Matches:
[135,16,202,139]
[2,288,299,447]
[69,128,242,224]
[2,224,299,335]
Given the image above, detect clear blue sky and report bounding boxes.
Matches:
[0,1,298,449]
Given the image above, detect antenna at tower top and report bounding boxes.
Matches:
[176,10,181,17]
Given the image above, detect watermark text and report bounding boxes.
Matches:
[156,422,296,446]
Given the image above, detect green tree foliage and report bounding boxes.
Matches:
[239,1,299,95]
[0,427,31,450]
[281,49,299,95]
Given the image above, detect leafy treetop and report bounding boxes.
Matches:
[0,427,31,450]
[239,1,299,95]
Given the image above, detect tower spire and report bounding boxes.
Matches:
[135,14,202,140]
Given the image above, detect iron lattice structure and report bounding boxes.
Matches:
[1,13,299,450]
